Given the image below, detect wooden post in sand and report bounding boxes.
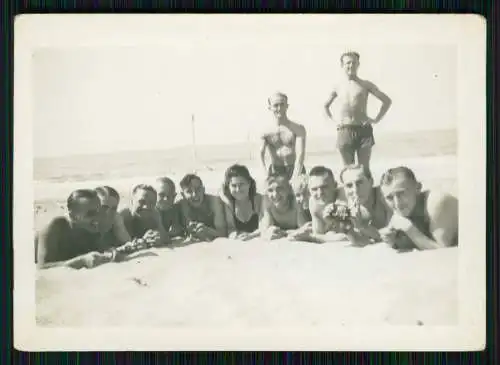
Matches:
[191,113,197,169]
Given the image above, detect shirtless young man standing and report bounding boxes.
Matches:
[324,51,392,172]
[259,92,307,181]
[379,166,458,251]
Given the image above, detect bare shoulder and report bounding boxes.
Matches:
[42,216,70,233]
[207,194,224,209]
[119,208,132,219]
[259,125,276,140]
[426,190,458,215]
[288,120,306,136]
[359,78,378,91]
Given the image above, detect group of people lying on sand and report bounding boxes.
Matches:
[34,50,458,270]
[35,163,459,270]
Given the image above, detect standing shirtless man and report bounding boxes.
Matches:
[259,92,307,181]
[324,51,392,172]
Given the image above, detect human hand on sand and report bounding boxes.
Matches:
[263,226,287,240]
[70,251,109,269]
[143,229,161,247]
[379,227,398,247]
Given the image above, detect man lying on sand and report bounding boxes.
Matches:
[154,177,184,238]
[95,186,131,247]
[119,184,168,245]
[288,166,348,243]
[338,164,392,246]
[259,92,307,181]
[220,164,262,241]
[178,173,227,241]
[35,189,114,269]
[259,174,310,240]
[379,166,458,251]
[324,51,392,172]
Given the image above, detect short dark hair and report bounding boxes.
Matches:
[340,51,360,64]
[67,189,99,212]
[222,164,256,202]
[179,174,203,189]
[339,164,373,184]
[267,92,288,105]
[309,165,336,182]
[380,166,418,186]
[131,184,157,196]
[95,185,120,202]
[156,177,176,190]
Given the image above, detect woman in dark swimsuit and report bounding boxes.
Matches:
[220,164,262,241]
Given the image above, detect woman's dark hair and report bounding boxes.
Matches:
[222,164,257,202]
[67,189,99,212]
[95,185,120,203]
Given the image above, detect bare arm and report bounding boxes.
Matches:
[292,125,306,181]
[112,213,132,244]
[258,197,274,232]
[259,135,269,176]
[324,89,338,120]
[404,193,458,250]
[366,82,392,123]
[208,197,228,238]
[36,219,108,270]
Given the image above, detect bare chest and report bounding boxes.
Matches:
[265,127,296,147]
[337,81,368,104]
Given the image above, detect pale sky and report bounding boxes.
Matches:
[32,18,457,158]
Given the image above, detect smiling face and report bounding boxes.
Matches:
[381,175,421,217]
[131,188,157,218]
[229,175,251,201]
[268,94,288,121]
[70,197,101,233]
[308,174,337,205]
[181,178,205,208]
[266,178,291,210]
[341,54,359,77]
[341,168,373,205]
[155,181,176,211]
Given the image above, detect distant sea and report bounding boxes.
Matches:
[34,129,457,183]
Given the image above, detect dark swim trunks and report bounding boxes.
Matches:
[336,124,375,153]
[267,165,307,180]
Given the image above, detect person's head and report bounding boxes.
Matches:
[340,164,374,205]
[340,51,360,77]
[290,174,310,210]
[67,189,101,233]
[95,186,120,233]
[267,92,289,121]
[223,164,256,202]
[154,177,176,211]
[308,166,338,204]
[265,174,294,210]
[180,174,205,208]
[130,184,158,218]
[380,166,422,217]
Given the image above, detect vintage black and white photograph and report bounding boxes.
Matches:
[14,15,485,350]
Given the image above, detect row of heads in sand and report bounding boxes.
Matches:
[35,159,458,267]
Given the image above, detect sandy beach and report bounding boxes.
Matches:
[34,152,458,327]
